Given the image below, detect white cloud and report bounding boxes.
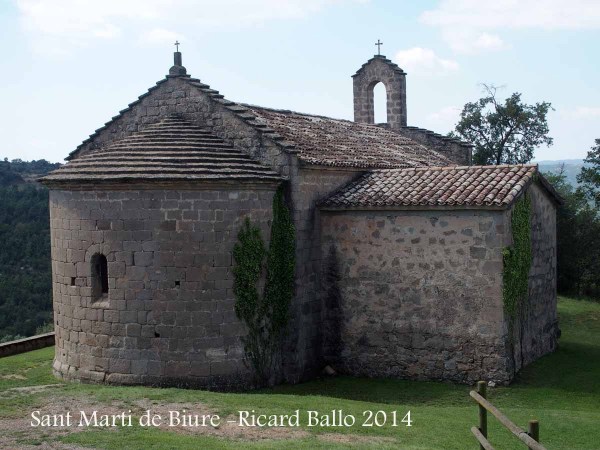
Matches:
[138,28,185,46]
[561,106,600,119]
[423,105,461,132]
[395,47,459,75]
[421,0,600,54]
[421,0,600,30]
[17,0,364,54]
[17,0,155,38]
[441,30,507,54]
[427,105,461,122]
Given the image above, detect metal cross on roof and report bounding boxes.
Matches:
[174,41,180,52]
[375,39,383,55]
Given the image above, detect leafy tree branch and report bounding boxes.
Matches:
[451,84,553,165]
[577,138,600,208]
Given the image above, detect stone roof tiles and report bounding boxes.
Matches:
[402,125,472,149]
[320,165,561,209]
[41,116,282,186]
[67,78,170,161]
[242,105,454,169]
[65,69,456,171]
[352,55,406,77]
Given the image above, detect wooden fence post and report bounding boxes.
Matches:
[528,420,539,449]
[477,381,488,450]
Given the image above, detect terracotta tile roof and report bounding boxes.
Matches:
[320,165,560,209]
[242,105,453,169]
[41,116,282,186]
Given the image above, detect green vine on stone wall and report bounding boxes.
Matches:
[233,186,295,385]
[502,194,532,346]
[264,187,296,338]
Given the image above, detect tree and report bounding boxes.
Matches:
[232,187,295,385]
[452,84,553,165]
[577,138,600,208]
[544,167,600,298]
[0,159,60,341]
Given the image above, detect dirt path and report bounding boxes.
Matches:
[0,392,398,449]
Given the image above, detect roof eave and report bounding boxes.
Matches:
[298,160,408,171]
[66,77,177,162]
[39,177,282,190]
[535,171,565,205]
[319,204,508,211]
[500,169,564,209]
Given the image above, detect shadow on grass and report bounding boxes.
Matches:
[256,298,600,406]
[512,297,600,395]
[255,376,471,408]
[251,336,600,411]
[511,340,600,395]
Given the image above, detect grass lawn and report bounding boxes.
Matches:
[1,296,599,449]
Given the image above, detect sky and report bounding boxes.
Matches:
[0,0,599,163]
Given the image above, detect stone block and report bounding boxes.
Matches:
[108,261,126,277]
[126,323,141,337]
[109,358,131,374]
[469,246,487,259]
[133,252,154,267]
[131,359,148,375]
[190,361,210,377]
[210,360,239,376]
[213,253,231,267]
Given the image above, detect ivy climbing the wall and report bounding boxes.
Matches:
[263,186,296,339]
[232,218,267,381]
[233,186,295,385]
[502,194,532,349]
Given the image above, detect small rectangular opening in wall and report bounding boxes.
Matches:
[175,280,180,287]
[91,253,109,302]
[70,277,76,286]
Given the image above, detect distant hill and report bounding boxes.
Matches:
[0,166,25,186]
[536,159,588,187]
[0,159,61,341]
[0,158,61,188]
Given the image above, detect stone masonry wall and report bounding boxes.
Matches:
[353,56,407,130]
[49,187,275,389]
[320,208,513,384]
[512,183,559,370]
[399,126,472,166]
[66,73,363,383]
[284,167,361,382]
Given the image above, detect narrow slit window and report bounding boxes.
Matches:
[91,253,108,300]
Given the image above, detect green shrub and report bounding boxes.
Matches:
[233,186,295,385]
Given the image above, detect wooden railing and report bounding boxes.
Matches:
[470,380,546,450]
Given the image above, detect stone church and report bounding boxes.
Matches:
[41,49,561,389]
